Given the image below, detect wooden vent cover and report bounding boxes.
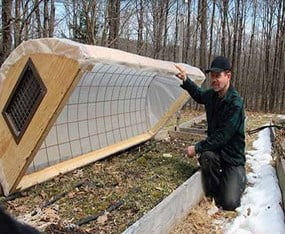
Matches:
[2,58,47,144]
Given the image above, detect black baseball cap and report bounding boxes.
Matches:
[205,56,231,73]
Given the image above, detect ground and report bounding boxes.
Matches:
[0,110,279,233]
[1,110,202,233]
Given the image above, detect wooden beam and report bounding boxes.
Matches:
[168,130,205,142]
[179,127,207,135]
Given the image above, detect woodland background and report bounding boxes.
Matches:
[0,0,284,113]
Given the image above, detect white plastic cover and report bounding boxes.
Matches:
[0,38,204,91]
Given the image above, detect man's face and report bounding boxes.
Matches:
[210,71,231,92]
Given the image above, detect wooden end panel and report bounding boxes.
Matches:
[0,54,81,195]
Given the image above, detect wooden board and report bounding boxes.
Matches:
[179,127,207,135]
[168,130,205,142]
[0,54,81,195]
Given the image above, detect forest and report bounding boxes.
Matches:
[0,0,284,113]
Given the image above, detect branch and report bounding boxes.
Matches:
[75,200,124,226]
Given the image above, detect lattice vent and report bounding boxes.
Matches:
[2,58,46,143]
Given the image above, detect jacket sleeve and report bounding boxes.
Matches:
[194,102,243,153]
[180,77,207,104]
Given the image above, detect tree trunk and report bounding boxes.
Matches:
[162,0,170,60]
[208,0,216,66]
[185,0,192,64]
[107,0,121,48]
[220,0,228,56]
[49,0,55,37]
[231,0,240,87]
[151,0,165,59]
[101,2,109,46]
[235,0,244,91]
[173,0,179,62]
[245,0,257,110]
[1,0,13,64]
[14,0,22,47]
[43,0,49,37]
[199,0,207,70]
[136,0,144,55]
[262,3,274,112]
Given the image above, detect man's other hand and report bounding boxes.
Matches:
[174,64,187,81]
[186,145,196,158]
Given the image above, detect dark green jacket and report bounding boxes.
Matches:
[181,77,245,166]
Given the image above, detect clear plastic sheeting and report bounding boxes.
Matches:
[28,63,185,173]
[147,75,183,126]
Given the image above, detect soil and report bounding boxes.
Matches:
[0,110,203,233]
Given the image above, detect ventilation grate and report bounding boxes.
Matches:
[2,58,47,144]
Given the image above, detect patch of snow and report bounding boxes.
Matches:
[277,114,285,120]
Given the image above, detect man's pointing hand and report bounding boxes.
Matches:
[174,64,187,81]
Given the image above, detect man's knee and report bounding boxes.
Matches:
[220,197,240,211]
[218,166,246,211]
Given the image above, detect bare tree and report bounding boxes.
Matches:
[150,0,168,58]
[14,0,21,46]
[261,0,275,111]
[208,0,216,65]
[185,0,193,63]
[220,0,228,56]
[136,0,144,54]
[1,0,12,64]
[43,0,49,37]
[231,0,240,86]
[244,0,257,109]
[107,0,121,48]
[49,0,55,37]
[173,0,180,61]
[277,0,285,112]
[161,0,170,60]
[198,0,207,69]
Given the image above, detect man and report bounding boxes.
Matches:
[0,206,40,234]
[175,56,246,211]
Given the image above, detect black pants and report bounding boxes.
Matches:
[198,151,246,211]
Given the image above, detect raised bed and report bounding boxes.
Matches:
[168,114,207,141]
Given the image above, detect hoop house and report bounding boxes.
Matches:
[0,38,205,195]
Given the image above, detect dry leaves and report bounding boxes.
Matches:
[97,212,109,225]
